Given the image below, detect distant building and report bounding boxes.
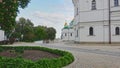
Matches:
[72,0,120,43]
[0,29,4,41]
[61,21,75,41]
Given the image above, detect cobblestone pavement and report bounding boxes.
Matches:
[10,42,120,68]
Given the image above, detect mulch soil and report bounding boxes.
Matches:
[0,50,60,61]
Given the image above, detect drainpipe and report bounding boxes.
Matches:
[108,0,111,44]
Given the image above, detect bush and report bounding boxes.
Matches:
[0,46,74,68]
[9,38,15,44]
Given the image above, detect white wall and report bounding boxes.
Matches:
[78,0,109,22]
[79,22,105,43]
[111,20,120,42]
[0,30,4,41]
[75,21,120,43]
[61,29,75,41]
[72,0,120,43]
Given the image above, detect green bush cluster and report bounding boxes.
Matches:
[0,46,74,68]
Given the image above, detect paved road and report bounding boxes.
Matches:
[35,43,120,68]
[37,43,120,57]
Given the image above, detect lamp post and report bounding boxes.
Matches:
[68,28,69,41]
[108,0,111,44]
[20,23,24,41]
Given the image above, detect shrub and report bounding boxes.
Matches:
[0,46,74,68]
[0,48,4,52]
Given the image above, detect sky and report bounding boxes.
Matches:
[16,0,74,38]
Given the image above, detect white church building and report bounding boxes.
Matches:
[61,20,75,41]
[62,0,120,43]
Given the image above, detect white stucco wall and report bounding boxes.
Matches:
[72,0,120,43]
[0,30,4,41]
[111,20,120,42]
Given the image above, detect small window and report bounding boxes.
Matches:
[71,33,72,36]
[89,27,94,35]
[92,0,96,10]
[61,34,63,39]
[115,27,120,35]
[76,30,78,37]
[76,8,79,15]
[65,33,67,36]
[114,0,119,6]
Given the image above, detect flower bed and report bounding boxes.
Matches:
[0,46,74,68]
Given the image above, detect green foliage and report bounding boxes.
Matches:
[46,27,56,40]
[0,47,3,52]
[0,0,18,35]
[15,48,24,54]
[0,46,74,68]
[18,0,31,9]
[11,17,56,42]
[34,26,47,41]
[0,0,30,37]
[12,17,35,42]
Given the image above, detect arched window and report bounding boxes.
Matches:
[89,27,94,35]
[114,0,119,6]
[115,27,120,35]
[92,0,96,10]
[71,33,72,36]
[65,33,67,36]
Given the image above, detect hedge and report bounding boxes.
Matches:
[0,46,74,68]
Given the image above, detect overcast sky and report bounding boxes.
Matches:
[17,0,74,38]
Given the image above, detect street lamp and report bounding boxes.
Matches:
[21,34,23,41]
[108,0,111,44]
[20,23,24,41]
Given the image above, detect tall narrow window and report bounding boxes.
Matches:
[115,27,120,35]
[71,33,72,36]
[65,33,67,36]
[114,0,119,6]
[92,0,96,10]
[76,30,78,37]
[76,8,79,15]
[89,27,94,35]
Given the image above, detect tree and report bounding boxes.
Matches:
[34,26,47,41]
[11,17,56,42]
[12,17,35,42]
[46,27,56,40]
[0,0,31,37]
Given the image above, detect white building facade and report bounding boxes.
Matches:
[72,0,120,43]
[0,30,4,41]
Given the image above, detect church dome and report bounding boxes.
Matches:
[63,22,69,29]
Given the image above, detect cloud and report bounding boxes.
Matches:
[33,11,65,23]
[32,11,73,24]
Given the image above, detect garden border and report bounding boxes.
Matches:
[0,46,74,68]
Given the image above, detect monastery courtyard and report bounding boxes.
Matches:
[8,41,120,68]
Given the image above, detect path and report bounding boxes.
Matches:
[12,42,120,68]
